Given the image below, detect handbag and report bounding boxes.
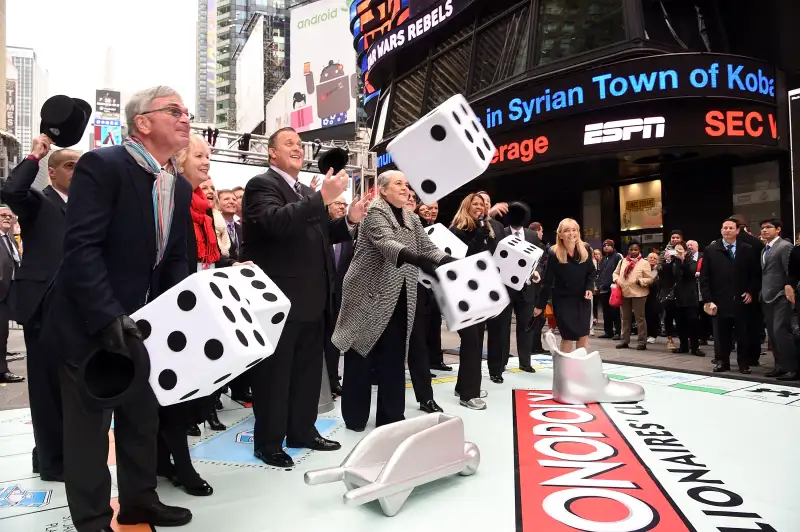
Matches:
[609,283,623,307]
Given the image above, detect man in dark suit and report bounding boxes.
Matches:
[38,87,193,532]
[1,135,79,480]
[699,218,761,374]
[242,127,365,468]
[218,188,242,261]
[0,204,20,384]
[325,195,353,396]
[731,213,765,366]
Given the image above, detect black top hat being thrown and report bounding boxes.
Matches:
[40,95,92,148]
[318,147,349,175]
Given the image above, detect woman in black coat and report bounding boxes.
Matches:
[665,242,703,355]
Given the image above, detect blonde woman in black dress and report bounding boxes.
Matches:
[534,218,596,353]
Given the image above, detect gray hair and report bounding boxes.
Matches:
[376,170,405,192]
[125,86,181,137]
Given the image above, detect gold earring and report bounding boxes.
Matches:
[179,167,184,173]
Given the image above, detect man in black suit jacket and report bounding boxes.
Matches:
[38,87,193,531]
[218,188,243,261]
[731,213,766,366]
[699,218,761,374]
[0,204,20,383]
[241,127,365,468]
[1,135,78,480]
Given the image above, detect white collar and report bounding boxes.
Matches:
[765,236,781,247]
[54,187,68,203]
[270,165,299,189]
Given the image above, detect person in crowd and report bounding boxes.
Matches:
[699,218,760,374]
[612,240,652,350]
[38,86,194,530]
[687,239,711,345]
[659,230,685,351]
[534,219,595,353]
[1,135,78,480]
[241,127,366,468]
[731,214,765,366]
[667,242,703,356]
[495,202,541,377]
[528,222,549,355]
[416,203,429,222]
[591,248,602,335]
[758,218,797,381]
[199,179,230,258]
[424,201,439,225]
[334,175,447,430]
[450,193,495,410]
[325,195,351,397]
[0,204,20,382]
[218,189,242,261]
[596,240,622,340]
[232,185,244,220]
[644,252,662,344]
[419,200,449,371]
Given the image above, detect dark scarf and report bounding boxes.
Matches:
[191,187,220,265]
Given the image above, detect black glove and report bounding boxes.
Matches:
[397,247,419,268]
[439,255,457,266]
[99,315,142,356]
[417,255,438,278]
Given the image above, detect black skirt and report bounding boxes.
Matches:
[553,296,591,341]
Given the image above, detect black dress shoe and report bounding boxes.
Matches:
[765,369,787,378]
[431,363,453,371]
[777,371,799,381]
[186,425,201,437]
[232,391,253,403]
[286,435,341,451]
[419,400,444,413]
[430,372,436,378]
[519,365,536,373]
[0,372,24,383]
[254,448,295,467]
[675,347,689,354]
[117,501,192,527]
[615,343,629,349]
[739,367,751,375]
[692,349,705,357]
[331,382,343,396]
[347,425,366,432]
[636,345,647,351]
[490,375,504,384]
[205,411,226,431]
[178,478,214,497]
[712,363,729,373]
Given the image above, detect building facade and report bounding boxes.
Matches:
[7,46,48,161]
[215,0,290,129]
[196,0,217,124]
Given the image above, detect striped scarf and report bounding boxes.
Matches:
[123,137,177,267]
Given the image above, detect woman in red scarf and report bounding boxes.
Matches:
[612,241,653,350]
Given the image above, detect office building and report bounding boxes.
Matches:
[8,46,48,160]
[197,0,217,124]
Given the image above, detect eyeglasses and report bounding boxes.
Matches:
[331,201,347,207]
[141,106,194,121]
[0,214,14,219]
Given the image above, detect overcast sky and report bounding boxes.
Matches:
[7,0,198,112]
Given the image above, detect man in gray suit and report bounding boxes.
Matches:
[759,218,798,381]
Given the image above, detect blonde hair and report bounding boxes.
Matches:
[451,193,494,238]
[175,133,209,174]
[553,218,588,264]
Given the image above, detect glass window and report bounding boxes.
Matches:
[388,67,427,133]
[470,5,531,94]
[425,40,472,111]
[533,0,626,66]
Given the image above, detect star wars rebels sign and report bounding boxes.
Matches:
[513,390,779,532]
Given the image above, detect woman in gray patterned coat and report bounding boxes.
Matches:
[332,171,452,431]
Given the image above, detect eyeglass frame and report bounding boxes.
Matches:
[330,201,348,208]
[140,106,195,121]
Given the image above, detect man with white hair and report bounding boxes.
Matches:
[38,86,193,531]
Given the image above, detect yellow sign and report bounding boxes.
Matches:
[619,180,663,231]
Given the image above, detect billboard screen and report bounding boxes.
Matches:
[5,79,15,135]
[95,90,121,119]
[790,88,800,239]
[266,0,357,134]
[236,16,266,133]
[93,125,122,149]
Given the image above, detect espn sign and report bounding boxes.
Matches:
[584,117,666,145]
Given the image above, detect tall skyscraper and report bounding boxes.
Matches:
[216,0,290,129]
[8,46,48,160]
[196,0,217,124]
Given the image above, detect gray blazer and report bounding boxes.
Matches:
[332,197,446,358]
[760,237,792,304]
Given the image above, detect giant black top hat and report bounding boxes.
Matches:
[77,335,151,410]
[318,147,349,175]
[40,95,92,148]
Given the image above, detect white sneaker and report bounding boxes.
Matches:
[454,390,488,399]
[647,337,656,344]
[460,398,486,410]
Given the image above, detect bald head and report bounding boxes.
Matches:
[48,149,80,195]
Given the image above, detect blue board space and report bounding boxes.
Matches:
[190,416,339,464]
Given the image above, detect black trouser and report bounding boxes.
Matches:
[497,289,535,370]
[228,371,251,401]
[745,301,765,364]
[663,300,678,337]
[529,312,546,352]
[59,360,159,532]
[456,322,485,401]
[250,317,324,452]
[645,295,661,338]
[426,294,444,367]
[763,296,798,372]
[324,309,342,387]
[697,302,712,341]
[599,292,620,336]
[25,322,63,477]
[408,286,434,403]
[675,306,699,351]
[0,298,9,373]
[485,312,505,377]
[712,310,750,369]
[342,288,408,429]
[157,424,201,485]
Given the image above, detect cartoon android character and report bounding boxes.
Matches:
[305,60,358,128]
[291,91,313,132]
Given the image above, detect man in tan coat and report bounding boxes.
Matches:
[613,240,653,350]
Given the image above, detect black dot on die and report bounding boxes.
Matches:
[489,291,500,301]
[422,279,432,286]
[214,373,232,384]
[252,280,266,290]
[263,292,278,302]
[229,286,241,301]
[497,267,501,273]
[444,247,452,255]
[177,291,196,311]
[254,330,265,346]
[460,103,468,115]
[452,111,461,124]
[426,226,435,235]
[468,280,479,290]
[473,121,480,133]
[476,147,485,160]
[500,250,508,258]
[242,308,253,323]
[430,125,447,141]
[511,276,519,284]
[167,331,187,352]
[213,272,229,279]
[204,339,224,360]
[465,129,474,143]
[476,260,487,271]
[240,268,255,278]
[518,259,528,267]
[236,330,249,346]
[223,306,236,323]
[246,358,262,369]
[446,270,457,281]
[209,282,223,299]
[421,180,437,194]
[458,301,470,311]
[158,370,177,390]
[137,319,151,340]
[272,312,286,324]
[180,389,200,401]
[483,138,491,151]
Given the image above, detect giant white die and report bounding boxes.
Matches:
[213,264,291,350]
[430,251,510,332]
[494,235,544,290]
[387,94,496,204]
[131,268,273,406]
[419,223,468,288]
